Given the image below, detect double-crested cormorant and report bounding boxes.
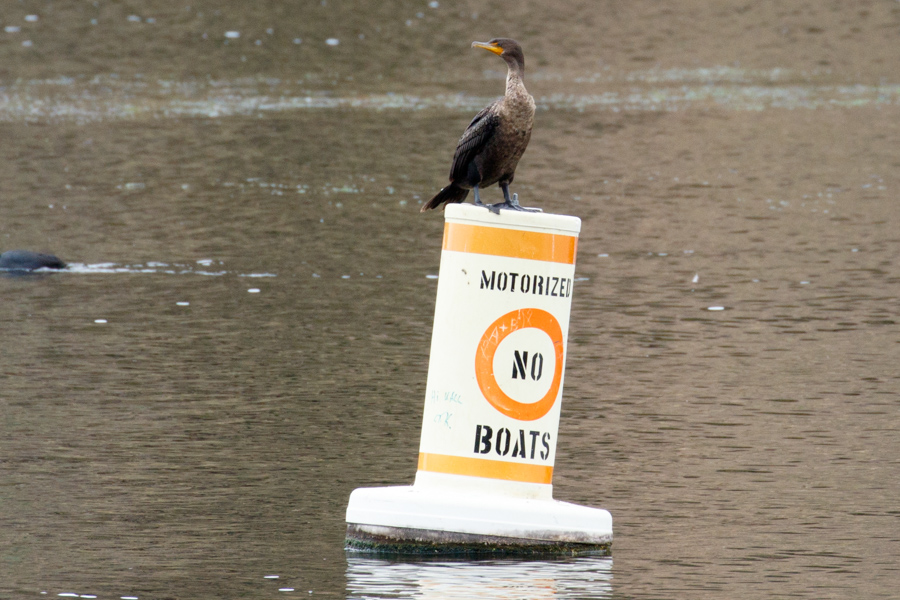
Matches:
[0,250,67,272]
[421,38,538,214]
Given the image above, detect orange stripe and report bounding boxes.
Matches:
[418,452,553,485]
[442,222,577,264]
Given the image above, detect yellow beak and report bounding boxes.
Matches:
[472,41,503,55]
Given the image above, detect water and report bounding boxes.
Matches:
[2,3,899,599]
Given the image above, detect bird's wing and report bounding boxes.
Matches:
[449,102,500,182]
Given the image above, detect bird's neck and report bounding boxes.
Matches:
[505,64,527,98]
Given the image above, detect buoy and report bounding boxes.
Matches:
[345,204,612,555]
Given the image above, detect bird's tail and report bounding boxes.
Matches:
[420,183,469,212]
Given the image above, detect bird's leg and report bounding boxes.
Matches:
[488,183,542,213]
[487,185,503,214]
[472,185,486,208]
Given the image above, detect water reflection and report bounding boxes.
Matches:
[2,75,899,124]
[62,260,274,278]
[347,556,613,600]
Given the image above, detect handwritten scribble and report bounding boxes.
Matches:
[433,411,453,429]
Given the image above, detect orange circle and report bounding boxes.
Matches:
[474,309,564,421]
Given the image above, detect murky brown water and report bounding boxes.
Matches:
[2,2,898,599]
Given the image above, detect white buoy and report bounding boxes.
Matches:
[345,204,612,555]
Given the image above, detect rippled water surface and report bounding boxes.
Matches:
[2,2,899,599]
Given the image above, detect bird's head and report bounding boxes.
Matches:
[472,38,525,71]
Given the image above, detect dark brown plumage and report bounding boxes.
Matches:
[421,38,538,213]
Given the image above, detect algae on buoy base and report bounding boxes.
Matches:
[346,523,611,557]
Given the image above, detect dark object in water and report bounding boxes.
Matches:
[345,523,612,557]
[0,250,67,272]
[421,38,538,214]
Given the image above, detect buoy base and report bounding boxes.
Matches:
[345,485,612,557]
[346,523,611,557]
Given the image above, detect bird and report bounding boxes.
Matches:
[421,38,539,214]
[0,250,67,272]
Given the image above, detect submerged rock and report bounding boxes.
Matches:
[0,250,67,271]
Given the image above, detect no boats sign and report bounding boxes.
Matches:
[416,204,580,496]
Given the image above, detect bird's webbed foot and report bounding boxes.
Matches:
[487,193,542,214]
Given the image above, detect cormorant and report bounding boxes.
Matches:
[421,38,538,214]
[0,250,67,272]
